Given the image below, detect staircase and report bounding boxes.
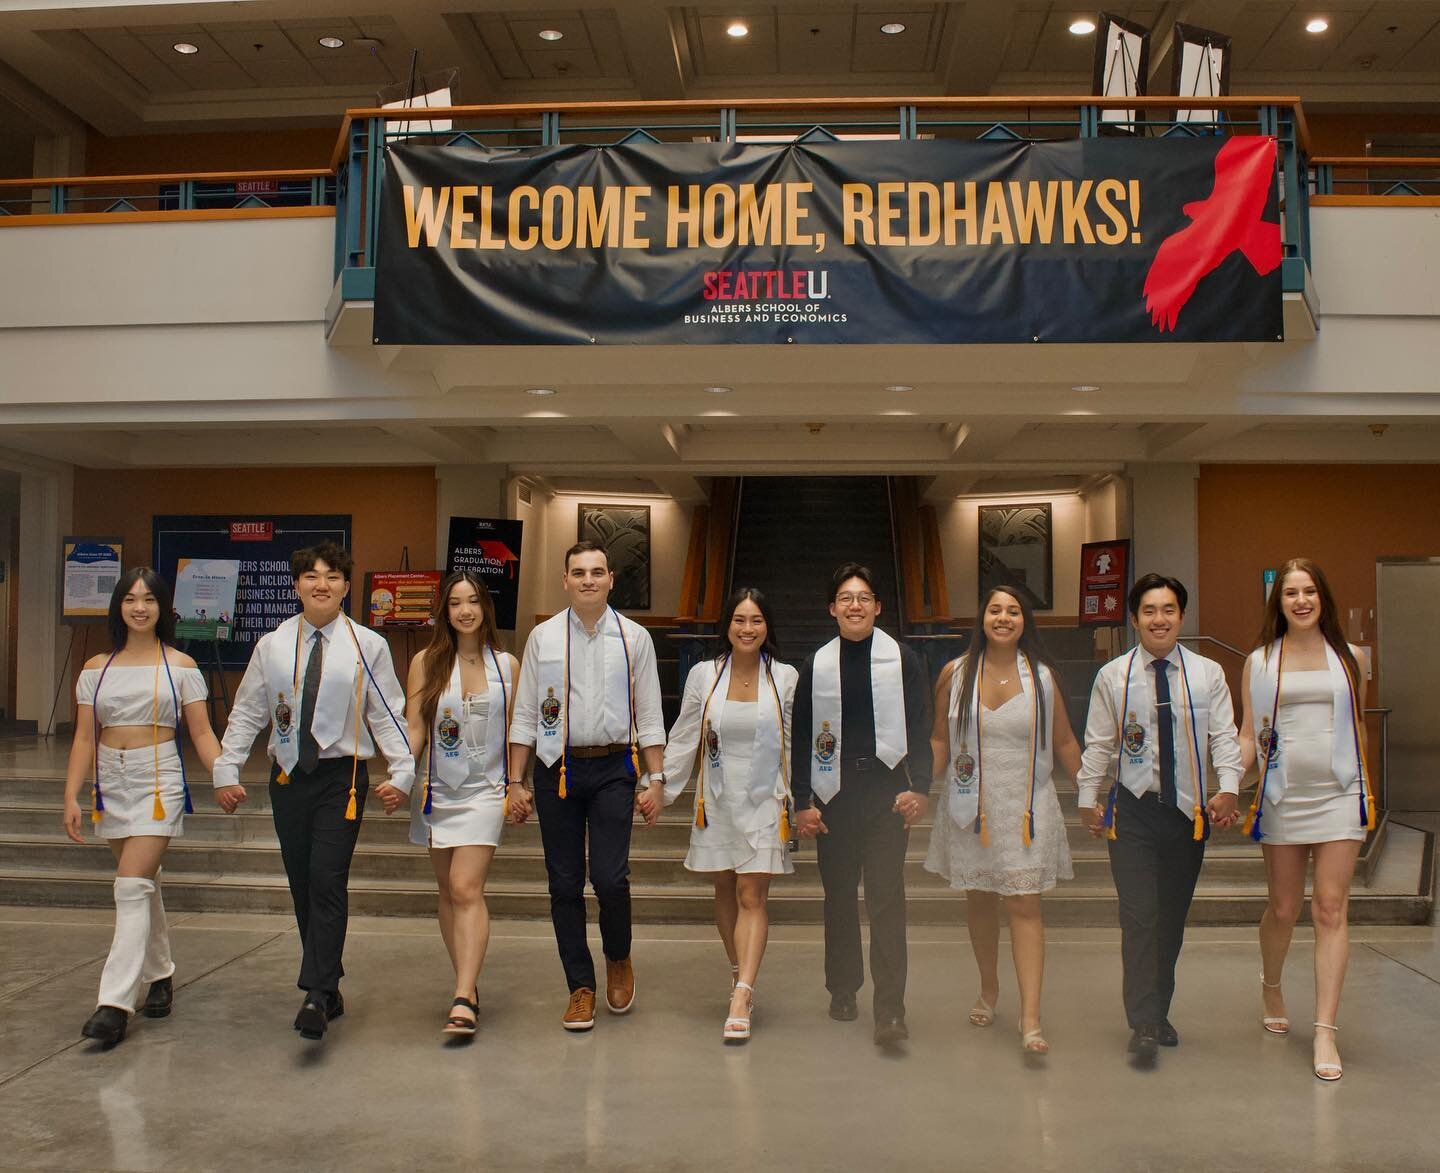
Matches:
[728,476,901,663]
[2,758,1430,925]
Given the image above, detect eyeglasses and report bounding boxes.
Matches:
[835,592,876,606]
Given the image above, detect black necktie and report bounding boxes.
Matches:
[297,630,324,774]
[1152,658,1177,806]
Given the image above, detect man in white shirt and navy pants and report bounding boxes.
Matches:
[1078,572,1242,1062]
[509,541,666,1032]
[213,542,413,1041]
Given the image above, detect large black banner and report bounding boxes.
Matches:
[374,136,1282,345]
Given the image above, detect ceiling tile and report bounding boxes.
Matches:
[777,11,853,74]
[519,47,605,80]
[692,12,779,76]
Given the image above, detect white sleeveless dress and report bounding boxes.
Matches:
[409,692,506,849]
[924,692,1073,895]
[1260,669,1367,845]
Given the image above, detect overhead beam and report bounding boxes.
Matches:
[950,420,1026,462]
[382,423,485,463]
[1146,418,1258,460]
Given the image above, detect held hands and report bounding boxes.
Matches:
[1206,791,1240,830]
[214,784,248,815]
[635,780,663,827]
[62,798,85,844]
[1081,803,1107,838]
[893,791,928,830]
[373,782,405,815]
[796,806,827,838]
[506,782,533,825]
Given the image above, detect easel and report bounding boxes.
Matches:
[1102,32,1144,135]
[187,627,232,728]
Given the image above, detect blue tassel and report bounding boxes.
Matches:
[94,781,105,811]
[1248,810,1264,842]
[182,783,194,815]
[423,780,433,815]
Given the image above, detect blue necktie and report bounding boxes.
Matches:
[1152,659,1177,806]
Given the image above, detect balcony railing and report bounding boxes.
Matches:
[1311,156,1440,200]
[0,169,335,221]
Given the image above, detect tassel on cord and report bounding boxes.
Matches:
[344,783,357,821]
[978,812,990,848]
[423,779,433,815]
[1101,785,1119,841]
[1021,810,1034,847]
[276,769,290,785]
[182,784,194,815]
[1245,801,1263,842]
[779,802,792,845]
[1360,790,1376,832]
[629,743,641,781]
[91,780,104,824]
[694,787,707,830]
[1192,805,1206,842]
[152,791,167,822]
[558,760,568,800]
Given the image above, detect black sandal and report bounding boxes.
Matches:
[442,995,479,1036]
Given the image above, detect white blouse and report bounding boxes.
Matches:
[77,663,207,728]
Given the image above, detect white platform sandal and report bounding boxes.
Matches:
[1261,975,1290,1035]
[724,981,754,1042]
[1313,1022,1343,1081]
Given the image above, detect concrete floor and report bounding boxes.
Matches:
[2,910,1439,1172]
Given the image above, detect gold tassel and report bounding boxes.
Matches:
[276,769,290,785]
[1021,814,1032,847]
[152,791,166,821]
[779,804,791,844]
[558,762,567,799]
[1192,805,1205,841]
[1243,802,1259,838]
[630,743,641,779]
[91,806,102,824]
[344,786,357,821]
[979,812,989,848]
[503,790,510,820]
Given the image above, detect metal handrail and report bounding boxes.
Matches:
[1178,634,1247,660]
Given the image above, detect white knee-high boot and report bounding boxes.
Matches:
[141,868,175,985]
[97,877,155,1012]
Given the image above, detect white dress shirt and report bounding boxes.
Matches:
[1076,643,1242,808]
[214,613,415,791]
[510,608,666,750]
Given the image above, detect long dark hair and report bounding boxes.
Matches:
[1256,557,1360,688]
[107,567,177,650]
[952,585,1060,746]
[717,586,782,663]
[415,571,503,734]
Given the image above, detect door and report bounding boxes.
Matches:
[1377,559,1440,811]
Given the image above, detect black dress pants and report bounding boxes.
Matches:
[815,763,910,1020]
[533,752,636,992]
[1107,786,1206,1029]
[269,758,368,994]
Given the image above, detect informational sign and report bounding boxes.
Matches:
[173,558,241,640]
[62,537,123,622]
[445,517,523,629]
[366,570,442,628]
[376,135,1283,346]
[153,515,351,668]
[1079,539,1130,627]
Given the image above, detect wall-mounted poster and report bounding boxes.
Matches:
[173,558,241,640]
[367,571,441,628]
[1078,539,1130,627]
[62,536,123,622]
[445,517,524,629]
[578,504,651,611]
[978,504,1053,612]
[153,515,351,668]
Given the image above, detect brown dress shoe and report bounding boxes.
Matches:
[563,988,596,1032]
[605,957,635,1014]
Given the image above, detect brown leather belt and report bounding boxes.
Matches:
[567,743,630,759]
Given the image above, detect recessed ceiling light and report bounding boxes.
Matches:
[1068,19,1097,35]
[1305,18,1329,34]
[880,22,906,35]
[1071,383,1101,392]
[884,384,913,392]
[538,28,564,42]
[703,385,733,395]
[172,42,200,55]
[525,387,556,397]
[318,36,345,50]
[726,21,750,38]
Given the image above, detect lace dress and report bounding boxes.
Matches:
[924,691,1073,895]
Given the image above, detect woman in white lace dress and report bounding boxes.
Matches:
[925,586,1081,1053]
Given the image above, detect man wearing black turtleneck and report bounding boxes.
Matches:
[792,563,933,1047]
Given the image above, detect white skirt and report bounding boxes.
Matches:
[410,773,506,849]
[94,741,187,839]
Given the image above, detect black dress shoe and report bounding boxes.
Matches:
[294,995,328,1040]
[874,1018,909,1046]
[81,1006,128,1045]
[828,994,858,1022]
[1128,1025,1159,1060]
[1159,1020,1179,1047]
[141,976,173,1019]
[325,990,345,1021]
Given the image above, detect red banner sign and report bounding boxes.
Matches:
[1079,540,1130,627]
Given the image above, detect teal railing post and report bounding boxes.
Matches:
[344,120,368,269]
[1315,162,1334,196]
[364,114,384,268]
[49,184,64,214]
[899,104,917,141]
[1079,104,1099,138]
[719,107,736,143]
[179,179,196,210]
[540,111,560,147]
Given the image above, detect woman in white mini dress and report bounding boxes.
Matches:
[925,586,1081,1054]
[664,588,797,1042]
[63,567,222,1045]
[1240,557,1375,1081]
[405,571,518,1036]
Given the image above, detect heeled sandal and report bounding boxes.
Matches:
[969,997,996,1028]
[724,981,754,1042]
[442,995,479,1036]
[1261,975,1290,1035]
[1019,1024,1049,1054]
[1313,1023,1342,1081]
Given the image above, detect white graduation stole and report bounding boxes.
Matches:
[431,650,512,790]
[948,655,1052,837]
[1112,647,1209,813]
[532,609,634,767]
[699,656,786,809]
[1247,639,1363,804]
[263,616,305,774]
[809,628,906,804]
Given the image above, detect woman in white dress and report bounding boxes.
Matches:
[925,586,1081,1054]
[405,571,520,1037]
[663,588,797,1042]
[62,568,222,1045]
[1239,558,1375,1081]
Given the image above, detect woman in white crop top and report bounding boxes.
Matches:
[403,571,520,1037]
[63,567,222,1047]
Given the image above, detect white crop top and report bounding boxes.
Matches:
[76,663,208,728]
